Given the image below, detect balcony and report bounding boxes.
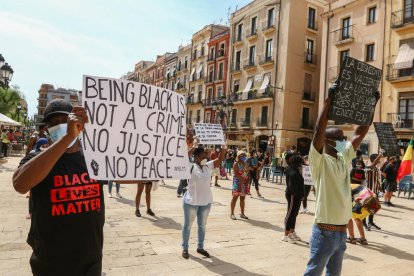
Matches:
[391,8,414,30]
[302,92,316,102]
[229,121,238,129]
[246,28,258,41]
[217,49,225,58]
[231,90,273,102]
[207,55,216,62]
[256,118,268,128]
[259,55,274,67]
[243,59,257,71]
[205,74,215,84]
[307,22,318,32]
[233,35,243,46]
[192,52,197,60]
[240,118,252,128]
[386,63,414,82]
[232,62,242,74]
[186,97,195,105]
[304,52,317,65]
[332,25,354,46]
[387,113,414,129]
[204,98,213,107]
[262,20,276,35]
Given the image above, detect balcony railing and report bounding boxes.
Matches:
[387,112,414,129]
[241,118,252,128]
[233,35,243,43]
[304,52,317,65]
[205,74,215,83]
[303,92,315,101]
[256,118,268,127]
[386,63,414,81]
[231,90,273,102]
[246,28,258,38]
[229,121,238,128]
[243,59,256,69]
[300,120,314,129]
[233,62,242,72]
[391,7,414,28]
[207,55,215,62]
[262,20,275,31]
[332,25,354,44]
[204,98,213,106]
[217,49,225,57]
[259,55,274,65]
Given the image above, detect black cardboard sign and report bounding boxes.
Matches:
[329,57,382,125]
[373,122,401,157]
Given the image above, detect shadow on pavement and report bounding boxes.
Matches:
[393,205,414,212]
[376,213,402,220]
[192,255,267,276]
[363,241,414,261]
[114,197,135,206]
[377,229,414,241]
[239,218,284,232]
[142,216,183,230]
[343,253,364,262]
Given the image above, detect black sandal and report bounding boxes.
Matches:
[346,237,357,244]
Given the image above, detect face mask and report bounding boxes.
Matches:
[356,165,362,168]
[326,139,347,153]
[48,123,78,148]
[200,159,208,166]
[216,148,220,152]
[240,156,247,162]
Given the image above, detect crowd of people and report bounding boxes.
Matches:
[10,82,403,276]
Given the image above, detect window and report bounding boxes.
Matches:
[340,49,350,64]
[368,6,377,24]
[205,112,211,123]
[308,7,316,29]
[217,86,223,98]
[218,63,224,80]
[193,48,197,59]
[196,110,201,123]
[245,108,252,124]
[198,85,202,100]
[235,51,241,70]
[266,39,273,59]
[178,60,181,71]
[201,42,205,56]
[399,98,414,128]
[219,43,225,56]
[233,80,240,93]
[231,109,237,125]
[183,75,187,87]
[208,67,214,82]
[342,17,351,39]
[237,24,243,41]
[366,44,375,61]
[207,88,213,100]
[268,8,274,27]
[249,45,256,65]
[251,16,257,34]
[405,0,414,22]
[260,106,268,125]
[184,56,188,68]
[210,47,215,60]
[304,73,312,94]
[302,108,310,128]
[189,110,193,124]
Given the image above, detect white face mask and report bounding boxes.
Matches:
[326,138,348,154]
[48,123,78,148]
[200,159,208,166]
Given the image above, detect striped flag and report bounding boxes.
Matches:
[397,138,413,182]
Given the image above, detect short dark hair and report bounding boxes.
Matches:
[193,146,205,157]
[370,154,378,162]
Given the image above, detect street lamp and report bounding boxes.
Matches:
[212,96,234,129]
[23,112,27,126]
[16,103,22,122]
[267,84,283,157]
[0,58,14,89]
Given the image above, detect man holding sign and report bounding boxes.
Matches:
[304,81,380,275]
[13,99,105,276]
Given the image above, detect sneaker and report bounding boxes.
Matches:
[177,194,182,198]
[147,209,155,216]
[214,184,221,187]
[197,248,210,257]
[116,193,122,198]
[281,234,297,244]
[182,250,189,259]
[364,224,371,231]
[135,209,141,217]
[368,223,381,230]
[291,232,301,241]
[299,209,305,214]
[303,208,310,214]
[108,193,113,198]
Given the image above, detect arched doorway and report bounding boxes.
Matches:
[258,135,269,153]
[297,137,312,156]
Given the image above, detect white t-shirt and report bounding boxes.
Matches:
[183,161,214,206]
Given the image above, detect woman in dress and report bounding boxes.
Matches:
[230,150,250,220]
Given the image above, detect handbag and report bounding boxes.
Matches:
[220,167,227,177]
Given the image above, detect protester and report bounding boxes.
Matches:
[300,155,312,214]
[350,159,366,184]
[230,150,250,220]
[352,150,366,169]
[7,129,15,143]
[282,154,304,243]
[304,83,378,275]
[26,124,49,155]
[181,138,226,259]
[108,181,122,198]
[225,149,234,176]
[247,149,262,197]
[347,184,371,245]
[135,181,155,217]
[261,151,271,181]
[210,147,221,187]
[1,128,10,157]
[13,99,105,275]
[382,156,398,207]
[363,153,383,230]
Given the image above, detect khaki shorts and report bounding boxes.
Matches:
[212,167,220,177]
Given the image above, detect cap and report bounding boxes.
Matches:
[42,99,73,123]
[285,152,295,162]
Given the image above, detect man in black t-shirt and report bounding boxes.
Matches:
[381,156,398,207]
[13,99,105,276]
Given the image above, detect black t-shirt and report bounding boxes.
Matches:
[28,151,105,276]
[285,166,305,198]
[383,164,398,182]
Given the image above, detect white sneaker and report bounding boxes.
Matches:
[281,234,297,244]
[299,209,305,214]
[116,193,122,198]
[303,208,310,214]
[108,193,113,198]
[291,232,301,241]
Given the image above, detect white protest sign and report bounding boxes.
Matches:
[303,165,313,186]
[81,75,190,181]
[194,123,225,145]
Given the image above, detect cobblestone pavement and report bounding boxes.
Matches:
[1,155,414,276]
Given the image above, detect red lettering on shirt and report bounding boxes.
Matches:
[50,184,100,203]
[54,175,64,187]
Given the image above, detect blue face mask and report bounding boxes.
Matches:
[48,123,78,148]
[333,140,347,153]
[240,156,247,162]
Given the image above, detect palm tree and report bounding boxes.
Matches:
[0,87,25,122]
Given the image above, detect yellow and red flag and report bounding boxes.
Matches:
[397,138,413,182]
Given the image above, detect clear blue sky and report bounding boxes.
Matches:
[0,0,251,117]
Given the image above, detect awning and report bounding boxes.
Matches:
[259,75,270,93]
[171,67,176,75]
[242,79,253,100]
[394,41,414,70]
[196,64,203,74]
[0,113,21,126]
[165,69,170,78]
[174,80,180,90]
[190,67,196,79]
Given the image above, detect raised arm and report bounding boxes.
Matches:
[313,96,332,154]
[13,107,87,194]
[213,145,227,168]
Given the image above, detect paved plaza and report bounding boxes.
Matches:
[1,155,414,276]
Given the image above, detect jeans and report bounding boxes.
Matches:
[304,224,347,276]
[182,202,211,250]
[108,181,120,194]
[262,167,270,180]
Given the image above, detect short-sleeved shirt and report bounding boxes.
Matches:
[183,161,214,206]
[309,142,356,225]
[383,164,397,182]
